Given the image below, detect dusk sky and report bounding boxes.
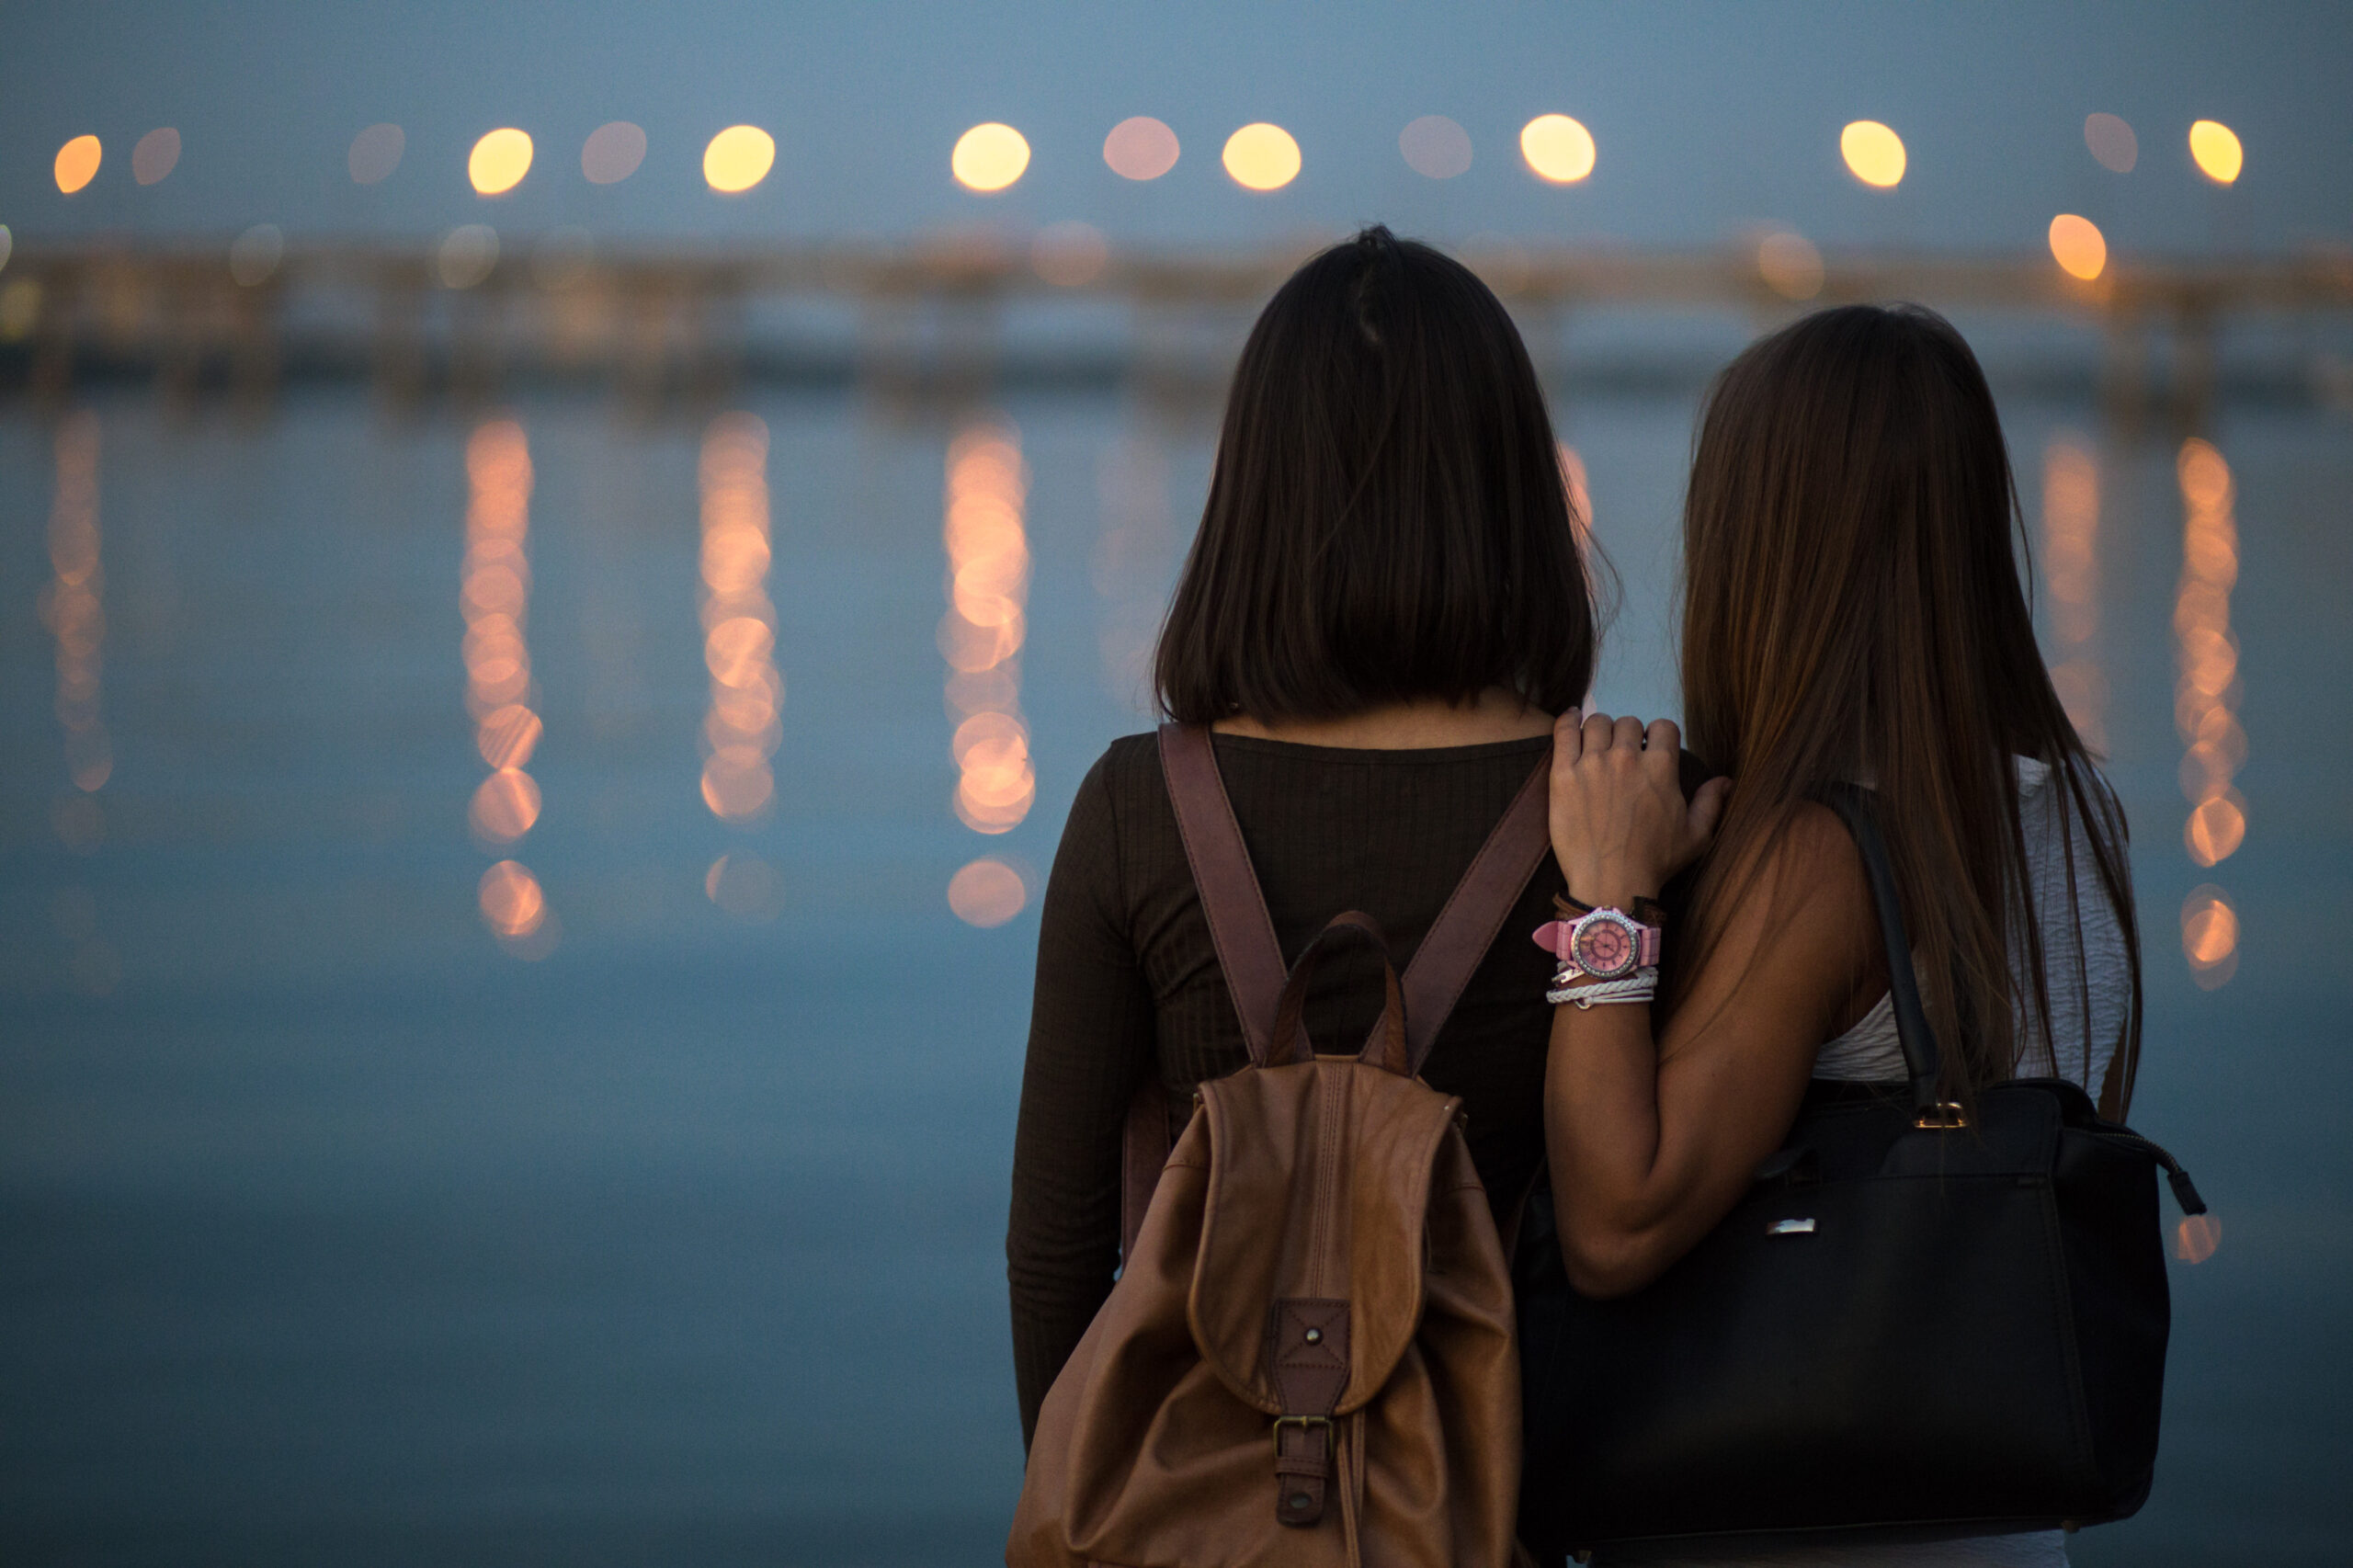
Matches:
[3,1,2347,255]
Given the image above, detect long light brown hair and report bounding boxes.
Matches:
[1676,304,2141,1112]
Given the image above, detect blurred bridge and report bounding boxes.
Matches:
[3,235,2349,427]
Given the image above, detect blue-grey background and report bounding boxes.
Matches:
[4,4,2352,1566]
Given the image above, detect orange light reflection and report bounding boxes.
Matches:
[949,857,1029,926]
[464,422,551,947]
[944,422,1034,835]
[699,414,779,822]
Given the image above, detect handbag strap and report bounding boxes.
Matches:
[1818,783,1946,1119]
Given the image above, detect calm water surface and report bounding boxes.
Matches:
[2,374,2347,1565]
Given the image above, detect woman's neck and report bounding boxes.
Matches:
[1212,688,1556,750]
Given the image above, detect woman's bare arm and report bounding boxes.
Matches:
[1542,710,1878,1297]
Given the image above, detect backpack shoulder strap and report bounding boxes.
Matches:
[1376,753,1553,1076]
[1157,722,1288,1066]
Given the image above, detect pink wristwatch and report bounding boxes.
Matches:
[1533,904,1664,980]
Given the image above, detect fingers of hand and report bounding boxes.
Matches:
[1612,714,1645,755]
[1644,718,1681,782]
[1553,707,1585,764]
[1581,710,1615,755]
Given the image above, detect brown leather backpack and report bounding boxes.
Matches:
[1009,723,1550,1568]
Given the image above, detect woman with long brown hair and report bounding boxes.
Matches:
[1535,304,2140,1566]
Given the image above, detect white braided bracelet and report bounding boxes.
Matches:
[1547,967,1659,1008]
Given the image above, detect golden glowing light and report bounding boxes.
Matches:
[2172,441,2245,980]
[1222,122,1302,191]
[1840,120,1906,188]
[132,128,181,186]
[479,859,547,937]
[349,123,405,185]
[1756,230,1824,301]
[952,122,1031,192]
[469,767,543,843]
[2048,214,2108,282]
[582,120,647,185]
[948,857,1029,927]
[1400,115,1472,179]
[706,852,783,919]
[42,412,108,799]
[474,703,542,769]
[1103,117,1180,180]
[2041,437,2105,750]
[703,125,776,193]
[55,135,102,195]
[2188,119,2243,185]
[943,422,1035,834]
[2174,1213,2221,1264]
[1032,221,1109,287]
[2085,113,2137,174]
[469,128,534,196]
[1518,115,1595,184]
[699,414,780,823]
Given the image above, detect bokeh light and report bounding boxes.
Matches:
[948,858,1029,927]
[438,225,500,290]
[54,135,102,195]
[2188,119,2243,184]
[703,125,776,193]
[2174,1213,2222,1264]
[469,128,534,196]
[1518,115,1595,184]
[2048,214,2108,281]
[478,859,547,937]
[1032,221,1108,287]
[469,767,542,843]
[2085,113,2138,174]
[1756,230,1824,301]
[706,852,784,920]
[942,422,1035,834]
[2180,884,2239,990]
[1400,115,1472,179]
[2041,436,2106,750]
[952,123,1030,192]
[1840,119,1906,187]
[1222,123,1302,191]
[132,128,181,186]
[699,414,779,823]
[229,225,284,287]
[348,123,405,185]
[1103,117,1179,180]
[582,121,647,185]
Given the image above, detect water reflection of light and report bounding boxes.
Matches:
[582,121,647,185]
[949,857,1029,927]
[699,414,779,823]
[2041,436,2106,751]
[2085,113,2138,174]
[2048,215,2108,282]
[463,421,552,952]
[1518,115,1594,184]
[469,129,534,196]
[1400,116,1473,179]
[2174,1212,2222,1264]
[943,422,1034,836]
[1839,120,1905,188]
[132,129,181,186]
[1103,117,1179,181]
[706,851,784,919]
[1222,123,1302,191]
[2181,884,2239,991]
[43,412,109,812]
[1756,231,1825,301]
[952,123,1030,192]
[2174,438,2245,886]
[703,125,776,193]
[348,123,405,185]
[2188,119,2243,185]
[55,135,102,195]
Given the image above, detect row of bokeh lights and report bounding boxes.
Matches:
[44,110,2244,199]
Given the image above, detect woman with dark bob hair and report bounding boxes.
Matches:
[1006,226,1596,1444]
[1530,304,2140,1566]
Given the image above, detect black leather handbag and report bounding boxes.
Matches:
[1516,786,2207,1562]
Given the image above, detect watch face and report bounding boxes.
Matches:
[1573,915,1636,979]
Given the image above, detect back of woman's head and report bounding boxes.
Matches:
[1155,226,1595,723]
[1679,304,2141,1105]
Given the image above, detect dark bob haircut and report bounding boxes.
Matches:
[1154,226,1597,724]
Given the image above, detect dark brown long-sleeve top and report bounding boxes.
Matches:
[1007,729,1563,1444]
